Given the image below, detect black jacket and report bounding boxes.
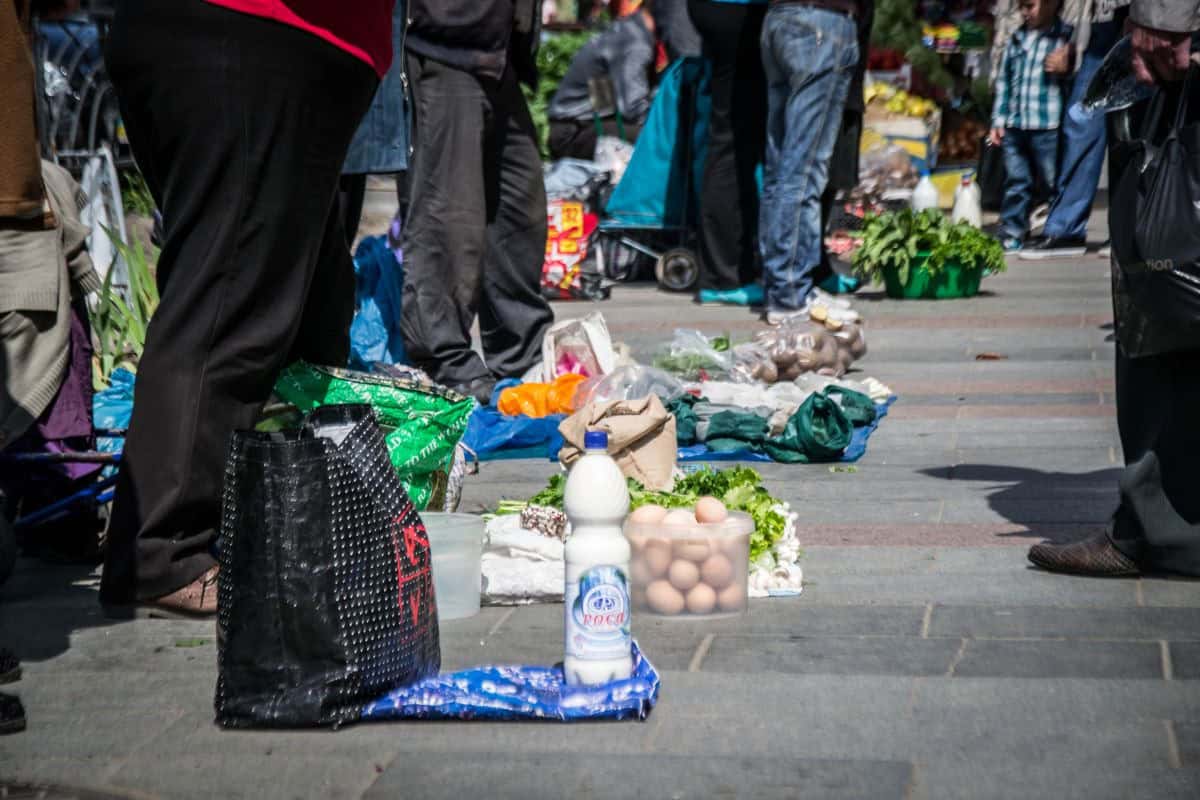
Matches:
[406,0,540,87]
[547,13,656,123]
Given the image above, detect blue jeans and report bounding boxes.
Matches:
[759,6,858,311]
[1000,129,1059,240]
[1042,20,1121,241]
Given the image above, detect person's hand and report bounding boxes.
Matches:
[988,127,1005,147]
[1044,44,1072,75]
[1130,21,1192,85]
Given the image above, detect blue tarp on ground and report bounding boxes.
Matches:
[460,396,895,464]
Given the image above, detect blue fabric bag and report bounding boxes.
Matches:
[362,640,659,722]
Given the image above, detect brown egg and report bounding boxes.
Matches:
[673,538,711,562]
[662,508,698,526]
[629,504,669,525]
[694,496,729,524]
[700,553,734,589]
[630,556,654,588]
[719,534,748,560]
[645,580,685,615]
[641,542,672,578]
[668,558,701,592]
[626,532,647,554]
[716,582,746,612]
[685,583,717,615]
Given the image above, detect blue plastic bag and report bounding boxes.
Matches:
[350,235,407,370]
[362,640,659,722]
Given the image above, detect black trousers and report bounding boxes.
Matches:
[1109,347,1200,575]
[400,53,553,387]
[547,118,643,162]
[100,0,376,602]
[688,0,768,291]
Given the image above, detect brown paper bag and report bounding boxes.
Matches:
[558,395,676,492]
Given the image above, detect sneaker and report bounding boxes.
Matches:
[697,283,764,307]
[1002,237,1023,253]
[0,692,25,735]
[1029,203,1050,234]
[811,287,855,310]
[1018,235,1087,260]
[1098,240,1111,258]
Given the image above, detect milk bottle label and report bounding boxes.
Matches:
[565,565,631,661]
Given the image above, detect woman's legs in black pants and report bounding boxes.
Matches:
[688,0,767,291]
[100,0,377,603]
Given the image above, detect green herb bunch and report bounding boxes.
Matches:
[91,230,160,389]
[851,209,1006,286]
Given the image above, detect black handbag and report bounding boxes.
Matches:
[215,404,440,729]
[1109,68,1200,333]
[977,135,1006,212]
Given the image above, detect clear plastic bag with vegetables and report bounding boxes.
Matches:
[652,329,732,380]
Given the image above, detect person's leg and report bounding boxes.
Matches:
[1109,349,1200,574]
[1029,130,1058,209]
[689,0,751,291]
[731,3,768,287]
[999,130,1034,241]
[399,53,493,390]
[99,0,376,605]
[478,63,555,381]
[1041,20,1120,243]
[759,6,858,314]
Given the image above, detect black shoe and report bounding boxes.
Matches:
[0,691,25,734]
[1028,531,1140,577]
[0,648,19,684]
[449,376,497,406]
[1017,235,1087,260]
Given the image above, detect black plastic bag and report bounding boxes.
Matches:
[977,135,1006,212]
[1109,70,1200,332]
[215,404,440,729]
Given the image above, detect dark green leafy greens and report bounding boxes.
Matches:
[496,466,793,563]
[852,209,1006,286]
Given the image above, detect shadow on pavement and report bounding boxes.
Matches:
[921,464,1123,545]
[0,559,119,663]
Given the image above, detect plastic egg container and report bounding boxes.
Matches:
[624,511,752,620]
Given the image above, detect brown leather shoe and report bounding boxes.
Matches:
[1028,532,1139,577]
[104,566,219,619]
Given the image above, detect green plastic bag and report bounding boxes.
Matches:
[273,362,475,510]
[821,386,877,427]
[763,392,853,464]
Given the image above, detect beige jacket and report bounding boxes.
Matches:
[0,160,101,448]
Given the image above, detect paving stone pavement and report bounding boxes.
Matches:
[3,207,1200,799]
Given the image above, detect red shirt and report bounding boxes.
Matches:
[203,1,394,77]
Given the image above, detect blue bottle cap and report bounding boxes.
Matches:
[584,430,608,450]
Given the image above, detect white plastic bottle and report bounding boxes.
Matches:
[563,430,633,686]
[912,170,940,212]
[952,175,982,227]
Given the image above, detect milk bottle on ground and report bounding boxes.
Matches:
[563,430,633,686]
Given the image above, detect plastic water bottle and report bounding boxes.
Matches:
[912,170,940,212]
[952,175,982,227]
[563,430,633,686]
[1077,35,1155,119]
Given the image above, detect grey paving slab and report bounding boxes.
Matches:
[798,571,1139,607]
[1140,578,1200,608]
[930,605,1200,641]
[952,639,1163,679]
[1176,722,1200,767]
[701,634,960,676]
[366,754,914,800]
[1172,641,1200,680]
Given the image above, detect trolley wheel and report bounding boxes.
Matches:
[655,248,699,293]
[0,514,15,586]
